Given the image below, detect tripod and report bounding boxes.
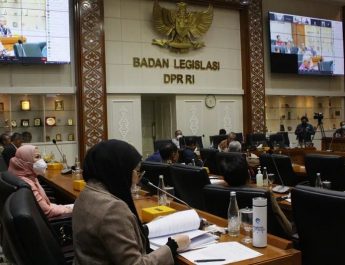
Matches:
[312,119,326,140]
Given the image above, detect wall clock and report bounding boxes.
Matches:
[205,95,216,108]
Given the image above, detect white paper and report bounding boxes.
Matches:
[180,242,263,265]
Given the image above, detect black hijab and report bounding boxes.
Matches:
[83,139,142,222]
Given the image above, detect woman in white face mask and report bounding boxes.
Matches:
[8,145,72,218]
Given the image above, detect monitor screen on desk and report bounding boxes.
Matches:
[0,0,71,64]
[269,11,344,76]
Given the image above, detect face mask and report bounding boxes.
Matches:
[177,134,183,139]
[33,159,47,176]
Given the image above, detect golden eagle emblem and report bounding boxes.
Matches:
[152,1,213,53]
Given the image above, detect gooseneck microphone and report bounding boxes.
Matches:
[52,139,72,174]
[140,177,192,209]
[270,154,289,194]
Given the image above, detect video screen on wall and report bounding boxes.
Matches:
[269,11,344,76]
[0,0,71,64]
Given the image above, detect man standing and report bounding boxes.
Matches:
[295,116,315,145]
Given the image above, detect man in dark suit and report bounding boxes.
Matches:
[2,132,23,167]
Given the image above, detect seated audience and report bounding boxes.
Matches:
[22,131,32,143]
[218,132,236,152]
[334,121,345,138]
[73,139,189,264]
[228,140,242,152]
[182,138,202,166]
[160,143,179,164]
[2,132,23,167]
[221,154,249,187]
[0,132,10,153]
[219,128,226,135]
[145,150,162,162]
[8,145,72,218]
[172,129,183,148]
[229,140,256,177]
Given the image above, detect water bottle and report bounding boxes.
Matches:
[158,175,167,206]
[315,173,322,188]
[253,197,267,247]
[192,159,196,166]
[262,167,268,187]
[227,191,240,237]
[256,167,263,187]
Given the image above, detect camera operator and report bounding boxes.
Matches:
[295,116,315,146]
[334,121,345,138]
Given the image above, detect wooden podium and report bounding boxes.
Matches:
[322,137,345,152]
[0,36,26,51]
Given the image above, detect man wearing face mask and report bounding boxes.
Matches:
[8,145,72,218]
[295,116,315,146]
[334,121,345,138]
[172,129,183,149]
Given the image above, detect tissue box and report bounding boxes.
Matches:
[142,206,176,222]
[73,180,86,191]
[47,162,63,170]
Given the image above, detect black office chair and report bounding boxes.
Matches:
[153,139,173,152]
[277,132,290,147]
[235,132,244,143]
[209,135,227,149]
[0,155,7,172]
[179,136,203,149]
[1,188,72,265]
[140,161,172,194]
[169,164,210,210]
[246,133,267,148]
[216,152,249,186]
[304,154,345,191]
[291,185,345,265]
[268,133,285,148]
[200,148,219,174]
[259,153,299,187]
[203,184,292,239]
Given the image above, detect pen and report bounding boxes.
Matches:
[194,259,226,263]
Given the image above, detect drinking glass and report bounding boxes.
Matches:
[240,208,253,244]
[163,186,175,206]
[267,173,275,190]
[131,184,141,199]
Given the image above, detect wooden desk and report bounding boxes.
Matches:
[42,170,301,265]
[322,137,345,152]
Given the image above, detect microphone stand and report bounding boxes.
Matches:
[269,154,289,193]
[52,139,72,174]
[327,132,336,152]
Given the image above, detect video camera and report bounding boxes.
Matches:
[313,112,324,124]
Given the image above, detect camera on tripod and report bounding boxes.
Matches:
[313,112,324,124]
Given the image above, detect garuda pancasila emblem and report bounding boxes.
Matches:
[152,1,213,53]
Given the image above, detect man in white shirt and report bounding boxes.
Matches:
[172,129,183,149]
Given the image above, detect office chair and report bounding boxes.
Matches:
[1,188,72,265]
[216,152,250,186]
[209,135,227,149]
[318,61,333,72]
[277,132,290,147]
[304,154,345,191]
[199,148,219,174]
[169,164,210,210]
[179,136,203,149]
[235,132,244,143]
[0,155,7,172]
[140,161,172,194]
[246,133,267,148]
[291,185,345,265]
[268,133,285,148]
[259,153,299,187]
[153,139,173,152]
[13,43,44,58]
[203,184,292,239]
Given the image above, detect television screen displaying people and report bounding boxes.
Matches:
[0,0,71,64]
[269,11,344,76]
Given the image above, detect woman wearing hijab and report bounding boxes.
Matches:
[8,145,72,218]
[72,139,189,265]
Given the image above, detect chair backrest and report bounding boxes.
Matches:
[0,155,7,172]
[304,154,345,191]
[140,161,172,193]
[1,188,67,265]
[268,133,285,148]
[169,164,210,210]
[277,132,290,147]
[216,152,249,185]
[209,135,227,149]
[13,43,43,58]
[179,136,203,149]
[199,148,219,174]
[153,139,173,152]
[246,133,267,147]
[235,132,244,143]
[203,184,290,239]
[259,153,298,187]
[291,185,345,265]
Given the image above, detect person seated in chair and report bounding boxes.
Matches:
[2,132,23,167]
[160,143,179,164]
[172,129,183,149]
[182,138,202,166]
[334,121,345,138]
[8,145,72,218]
[0,132,11,154]
[218,132,236,152]
[73,140,190,265]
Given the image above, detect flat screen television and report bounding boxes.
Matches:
[0,0,71,64]
[269,11,344,76]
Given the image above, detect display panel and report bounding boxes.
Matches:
[269,11,344,76]
[0,0,71,64]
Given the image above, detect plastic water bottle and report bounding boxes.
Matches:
[158,175,167,206]
[315,173,322,188]
[262,167,268,187]
[256,167,263,187]
[253,197,267,247]
[227,191,240,237]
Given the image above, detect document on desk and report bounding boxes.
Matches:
[147,209,218,250]
[180,242,262,264]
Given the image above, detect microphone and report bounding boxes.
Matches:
[140,177,192,209]
[52,139,72,174]
[269,154,289,194]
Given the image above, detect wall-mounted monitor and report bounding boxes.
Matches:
[0,0,71,64]
[269,11,344,76]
